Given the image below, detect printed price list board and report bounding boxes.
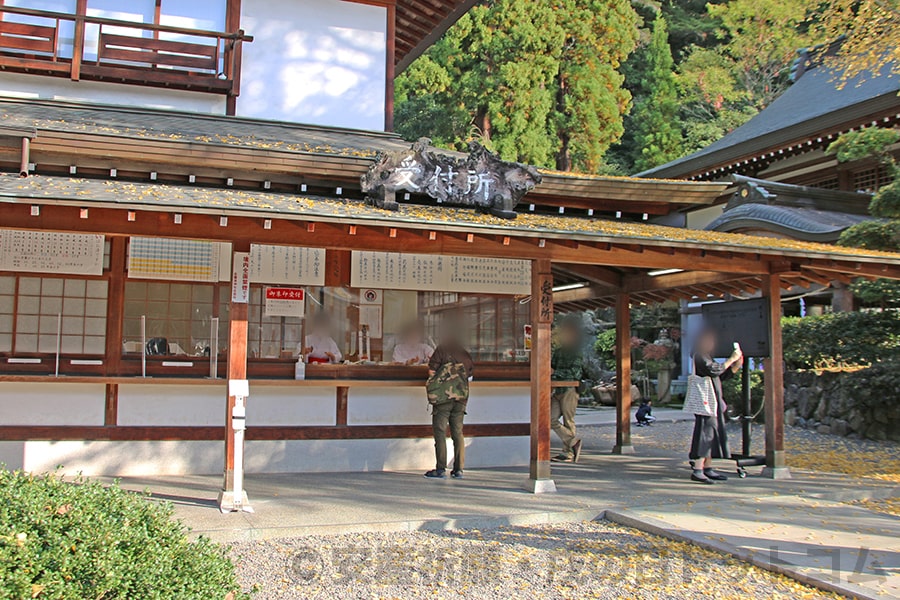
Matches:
[128,237,223,282]
[250,245,325,286]
[0,229,104,275]
[351,251,530,295]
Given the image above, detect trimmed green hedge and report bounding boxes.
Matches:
[782,310,900,370]
[0,470,246,600]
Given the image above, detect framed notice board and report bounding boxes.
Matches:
[701,298,771,358]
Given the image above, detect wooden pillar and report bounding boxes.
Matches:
[524,258,556,493]
[384,2,396,132]
[336,386,349,427]
[612,293,634,454]
[104,383,118,427]
[222,242,250,492]
[104,236,127,376]
[70,0,87,81]
[762,274,790,479]
[224,0,243,116]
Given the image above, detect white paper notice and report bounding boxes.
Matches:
[0,229,104,276]
[250,245,325,286]
[351,251,530,295]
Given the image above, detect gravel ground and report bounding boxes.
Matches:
[227,422,900,599]
[231,520,841,600]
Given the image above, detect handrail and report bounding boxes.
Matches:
[0,5,253,41]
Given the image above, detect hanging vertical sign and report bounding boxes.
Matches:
[537,274,553,323]
[264,287,306,318]
[231,252,250,303]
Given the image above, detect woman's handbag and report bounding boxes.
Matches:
[683,357,718,417]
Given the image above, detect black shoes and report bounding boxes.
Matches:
[704,469,729,481]
[451,470,464,479]
[691,470,714,484]
[424,469,446,479]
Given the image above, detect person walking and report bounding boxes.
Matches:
[689,328,742,484]
[551,318,584,463]
[424,318,474,480]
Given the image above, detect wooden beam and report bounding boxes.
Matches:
[526,258,555,493]
[806,260,900,281]
[0,423,530,442]
[624,270,744,294]
[552,263,622,288]
[552,284,606,305]
[762,273,790,479]
[0,202,773,274]
[613,293,634,454]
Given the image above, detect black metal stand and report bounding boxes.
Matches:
[731,361,766,477]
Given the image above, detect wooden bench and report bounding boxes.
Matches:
[97,32,218,74]
[0,19,57,56]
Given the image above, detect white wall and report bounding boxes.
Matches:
[0,72,227,114]
[0,383,105,426]
[0,381,530,475]
[237,0,387,130]
[0,435,530,476]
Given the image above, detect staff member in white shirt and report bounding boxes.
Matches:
[299,312,342,363]
[392,320,433,365]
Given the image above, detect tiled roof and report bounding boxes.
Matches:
[638,64,900,179]
[0,98,408,159]
[2,173,898,265]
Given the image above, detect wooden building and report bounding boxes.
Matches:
[0,100,898,495]
[0,6,898,498]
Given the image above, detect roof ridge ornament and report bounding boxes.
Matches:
[360,137,542,219]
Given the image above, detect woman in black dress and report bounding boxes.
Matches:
[690,329,742,484]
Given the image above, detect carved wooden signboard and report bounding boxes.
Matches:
[360,138,542,219]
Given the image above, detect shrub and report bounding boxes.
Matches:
[782,310,900,370]
[0,470,246,600]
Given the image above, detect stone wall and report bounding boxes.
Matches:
[784,369,900,442]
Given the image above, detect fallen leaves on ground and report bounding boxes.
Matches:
[230,521,842,600]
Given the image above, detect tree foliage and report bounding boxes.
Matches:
[630,16,683,171]
[828,128,900,307]
[818,0,900,86]
[394,0,639,173]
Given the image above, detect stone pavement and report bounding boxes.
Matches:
[114,433,899,600]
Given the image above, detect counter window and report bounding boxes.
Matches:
[123,281,227,356]
[11,276,108,354]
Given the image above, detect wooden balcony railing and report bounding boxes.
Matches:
[0,6,252,98]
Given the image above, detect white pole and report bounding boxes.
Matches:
[141,315,146,378]
[209,317,219,379]
[55,312,61,377]
[233,395,245,511]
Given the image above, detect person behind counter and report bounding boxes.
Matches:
[424,317,474,480]
[299,312,343,364]
[392,320,434,365]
